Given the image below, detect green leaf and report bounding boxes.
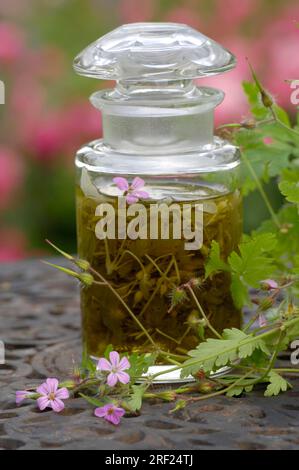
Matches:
[127,384,147,411]
[230,272,250,309]
[228,233,277,307]
[243,348,270,369]
[273,104,291,127]
[258,204,299,266]
[226,383,254,397]
[242,81,269,120]
[264,371,290,397]
[204,234,277,309]
[197,324,205,341]
[279,169,299,208]
[79,393,107,408]
[235,120,293,196]
[128,353,157,382]
[181,327,269,377]
[205,240,230,278]
[284,318,299,344]
[223,328,270,358]
[244,147,290,179]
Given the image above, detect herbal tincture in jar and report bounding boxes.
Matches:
[73,23,242,361]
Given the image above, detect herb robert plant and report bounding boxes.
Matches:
[17,70,299,422]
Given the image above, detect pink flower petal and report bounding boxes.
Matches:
[55,387,69,400]
[133,190,149,199]
[46,378,59,394]
[118,356,130,370]
[116,371,130,385]
[263,136,273,145]
[36,382,49,395]
[97,358,112,372]
[50,398,65,413]
[109,351,120,368]
[126,194,139,205]
[94,404,125,425]
[261,279,279,290]
[114,407,125,418]
[131,177,145,190]
[258,314,267,328]
[106,413,121,425]
[94,405,109,418]
[16,391,28,405]
[37,396,50,411]
[113,177,129,191]
[106,407,125,425]
[107,372,118,387]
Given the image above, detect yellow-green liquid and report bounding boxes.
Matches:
[76,183,242,359]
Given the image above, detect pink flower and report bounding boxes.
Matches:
[94,403,125,425]
[263,137,273,145]
[28,114,66,163]
[0,23,25,63]
[36,378,69,413]
[113,177,149,205]
[260,279,279,291]
[258,314,267,328]
[16,390,34,405]
[97,351,130,387]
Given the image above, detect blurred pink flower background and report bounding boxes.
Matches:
[0,0,298,261]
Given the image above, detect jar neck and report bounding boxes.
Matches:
[102,110,214,155]
[115,79,197,99]
[91,80,224,155]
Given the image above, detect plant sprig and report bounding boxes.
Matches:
[18,68,299,424]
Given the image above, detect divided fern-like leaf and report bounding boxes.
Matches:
[180,328,270,378]
[204,240,229,279]
[264,371,290,397]
[205,233,277,309]
[127,384,147,411]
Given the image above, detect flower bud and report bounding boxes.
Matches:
[259,297,274,311]
[61,379,77,389]
[75,258,90,271]
[156,391,176,402]
[241,118,256,129]
[79,273,94,286]
[71,364,82,384]
[134,290,144,305]
[198,381,216,394]
[195,369,205,380]
[260,279,278,291]
[258,314,267,328]
[170,286,187,308]
[186,310,200,326]
[169,399,187,413]
[261,90,273,108]
[188,278,202,289]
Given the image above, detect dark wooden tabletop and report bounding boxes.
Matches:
[0,258,299,450]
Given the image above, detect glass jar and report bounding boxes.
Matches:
[74,23,242,361]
